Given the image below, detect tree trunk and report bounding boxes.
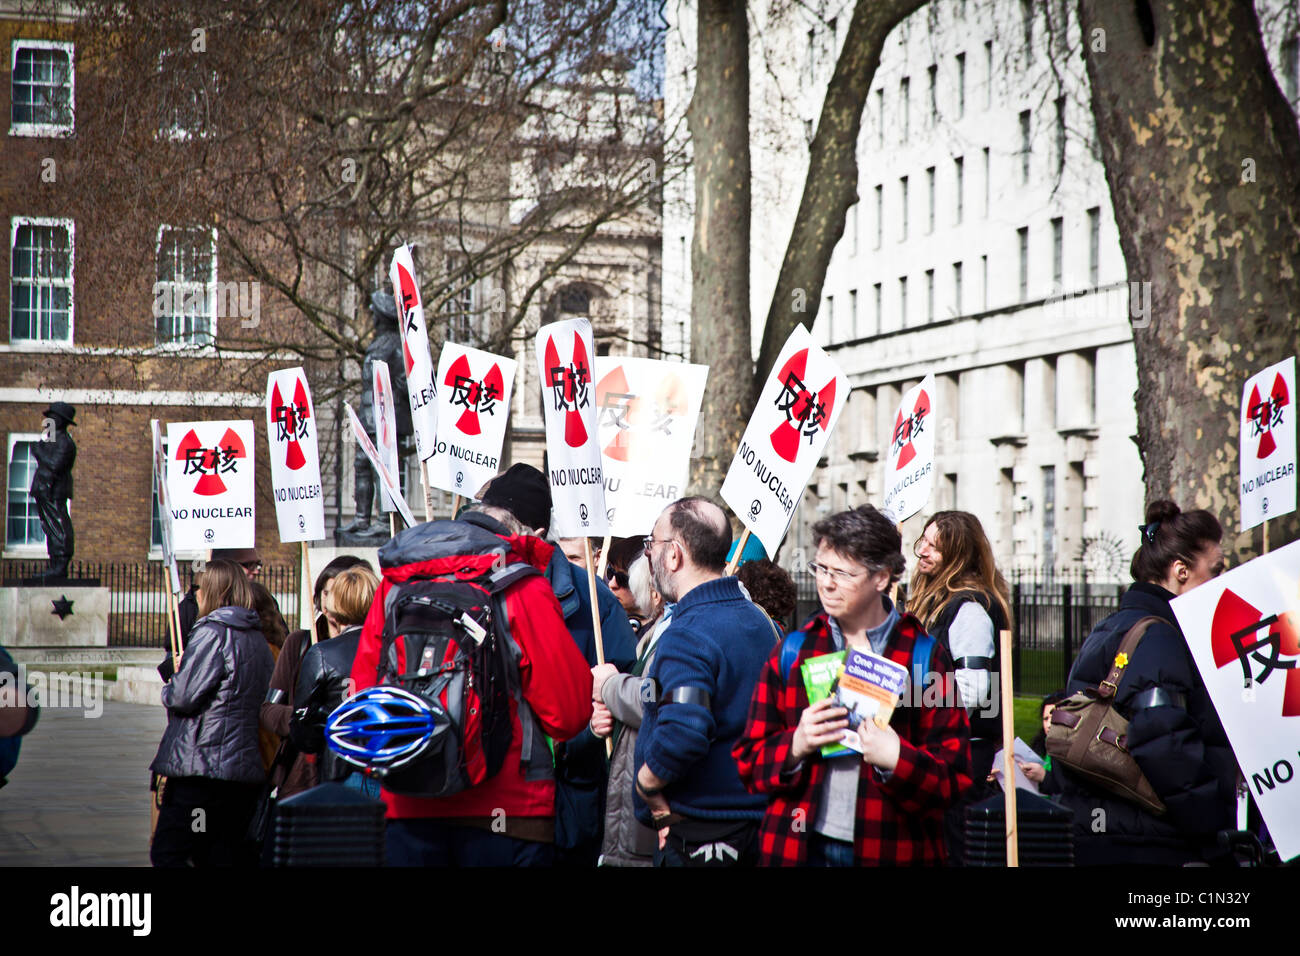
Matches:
[689,0,751,495]
[755,0,930,393]
[1079,0,1300,560]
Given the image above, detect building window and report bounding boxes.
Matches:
[956,53,966,118]
[1018,226,1029,302]
[981,254,989,310]
[1021,0,1035,60]
[954,156,964,224]
[806,29,816,86]
[155,225,216,346]
[984,40,993,110]
[926,167,936,234]
[1042,465,1057,569]
[157,51,215,141]
[952,261,963,316]
[1087,206,1101,287]
[825,295,834,337]
[875,88,885,149]
[899,276,908,327]
[899,76,910,142]
[848,201,859,256]
[1283,37,1299,104]
[6,436,45,549]
[982,147,991,216]
[10,40,74,136]
[873,282,882,334]
[927,64,938,126]
[1054,96,1067,173]
[925,269,935,322]
[1019,110,1032,183]
[1051,216,1064,290]
[900,176,909,240]
[10,218,73,343]
[447,258,484,344]
[874,184,883,250]
[849,288,858,337]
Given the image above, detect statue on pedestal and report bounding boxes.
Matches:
[31,402,77,580]
[337,291,412,541]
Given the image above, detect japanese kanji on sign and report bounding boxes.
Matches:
[265,367,325,543]
[1240,356,1296,532]
[594,356,709,537]
[719,324,848,557]
[389,244,438,462]
[535,317,608,537]
[165,419,256,552]
[882,373,937,524]
[1170,538,1300,862]
[428,342,517,498]
[344,401,416,528]
[373,361,401,514]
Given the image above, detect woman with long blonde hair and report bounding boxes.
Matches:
[907,511,1011,784]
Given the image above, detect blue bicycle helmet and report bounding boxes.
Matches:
[326,686,446,770]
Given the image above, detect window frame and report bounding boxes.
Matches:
[5,432,48,555]
[9,39,75,138]
[153,224,219,350]
[9,216,75,346]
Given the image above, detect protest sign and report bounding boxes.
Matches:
[1240,356,1296,532]
[719,324,847,557]
[594,356,709,537]
[165,419,256,551]
[535,317,608,537]
[265,367,325,543]
[1171,538,1300,861]
[428,343,517,498]
[150,419,181,593]
[373,362,401,513]
[389,244,438,462]
[882,373,937,523]
[344,401,416,528]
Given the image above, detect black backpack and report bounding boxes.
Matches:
[370,519,549,798]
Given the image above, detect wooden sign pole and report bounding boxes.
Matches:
[583,536,613,759]
[999,628,1019,867]
[723,527,751,576]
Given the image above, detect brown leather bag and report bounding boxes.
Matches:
[1046,616,1167,815]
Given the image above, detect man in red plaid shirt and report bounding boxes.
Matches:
[733,505,972,865]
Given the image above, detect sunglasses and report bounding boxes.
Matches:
[605,569,629,589]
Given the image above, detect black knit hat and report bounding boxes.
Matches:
[482,463,551,533]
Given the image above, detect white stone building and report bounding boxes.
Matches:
[664,0,1300,579]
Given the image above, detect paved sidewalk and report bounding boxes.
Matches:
[0,700,164,866]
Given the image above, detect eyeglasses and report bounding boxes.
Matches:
[807,561,868,584]
[642,536,676,554]
[605,569,629,589]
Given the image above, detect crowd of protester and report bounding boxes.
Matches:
[142,467,1242,868]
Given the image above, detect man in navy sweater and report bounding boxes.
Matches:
[634,497,775,866]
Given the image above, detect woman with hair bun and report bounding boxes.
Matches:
[1057,500,1236,865]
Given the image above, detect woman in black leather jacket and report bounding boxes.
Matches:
[1057,500,1235,865]
[150,559,273,866]
[290,566,380,794]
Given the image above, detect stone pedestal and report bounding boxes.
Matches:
[0,584,110,647]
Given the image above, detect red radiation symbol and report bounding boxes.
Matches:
[376,375,392,448]
[176,427,246,496]
[444,354,504,436]
[270,377,311,471]
[1247,374,1290,460]
[596,366,686,463]
[892,388,932,469]
[544,331,591,448]
[1210,587,1300,717]
[769,348,836,464]
[394,262,419,376]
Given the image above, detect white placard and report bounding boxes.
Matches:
[265,367,325,543]
[881,373,937,523]
[373,362,401,513]
[594,356,709,537]
[165,419,256,552]
[428,342,517,497]
[719,324,848,557]
[344,401,416,528]
[390,244,438,462]
[1240,356,1296,531]
[1170,539,1300,862]
[150,419,181,594]
[535,318,608,537]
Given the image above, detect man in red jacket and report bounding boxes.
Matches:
[349,517,594,866]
